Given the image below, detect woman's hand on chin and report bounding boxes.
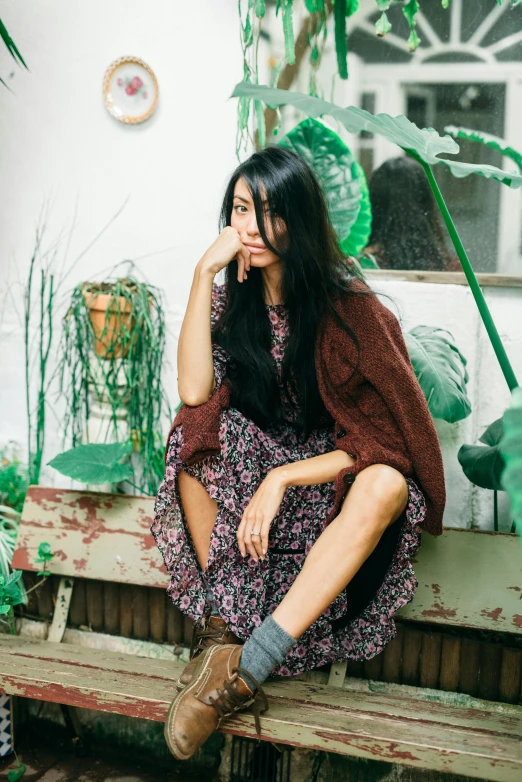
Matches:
[237,469,288,563]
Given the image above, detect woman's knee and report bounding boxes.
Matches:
[342,464,408,531]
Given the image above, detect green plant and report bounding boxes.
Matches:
[500,388,522,536]
[231,82,521,396]
[278,117,372,254]
[0,446,29,580]
[48,441,134,488]
[0,17,27,88]
[445,126,522,174]
[404,326,471,424]
[58,277,171,495]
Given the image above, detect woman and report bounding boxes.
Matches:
[363,155,460,272]
[151,146,445,760]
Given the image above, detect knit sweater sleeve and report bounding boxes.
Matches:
[331,285,446,535]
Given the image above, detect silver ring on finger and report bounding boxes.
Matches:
[251,531,261,536]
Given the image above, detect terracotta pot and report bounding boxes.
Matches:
[83,292,135,359]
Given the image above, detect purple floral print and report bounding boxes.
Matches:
[151,283,426,676]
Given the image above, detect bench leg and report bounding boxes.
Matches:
[48,577,75,643]
[328,661,347,688]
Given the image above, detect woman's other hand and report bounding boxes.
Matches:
[199,226,251,283]
[237,470,288,562]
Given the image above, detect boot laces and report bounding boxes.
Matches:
[189,615,233,659]
[208,667,268,735]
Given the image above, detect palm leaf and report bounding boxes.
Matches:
[500,388,522,536]
[404,326,471,423]
[48,442,134,485]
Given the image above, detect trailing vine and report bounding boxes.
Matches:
[58,276,171,495]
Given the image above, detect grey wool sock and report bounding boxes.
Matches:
[239,615,296,689]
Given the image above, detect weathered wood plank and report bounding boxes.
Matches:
[68,578,87,627]
[47,577,74,643]
[103,582,120,635]
[0,637,520,782]
[381,624,404,683]
[399,528,522,633]
[460,639,481,697]
[85,580,104,632]
[419,633,442,690]
[132,586,149,640]
[149,588,166,643]
[402,627,422,686]
[439,636,461,693]
[12,486,168,588]
[13,489,522,636]
[479,643,503,702]
[499,648,522,705]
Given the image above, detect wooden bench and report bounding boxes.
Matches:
[2,485,521,781]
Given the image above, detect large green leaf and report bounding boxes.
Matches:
[230,83,522,188]
[445,126,522,173]
[48,442,133,485]
[404,326,471,423]
[341,160,372,256]
[458,418,505,491]
[278,118,369,250]
[500,388,522,535]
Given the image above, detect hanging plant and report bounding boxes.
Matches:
[58,277,170,495]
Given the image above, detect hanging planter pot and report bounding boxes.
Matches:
[82,281,151,360]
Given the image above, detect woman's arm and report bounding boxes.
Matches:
[273,449,354,487]
[237,450,355,561]
[177,229,251,406]
[177,263,216,406]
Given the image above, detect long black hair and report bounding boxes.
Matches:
[368,156,448,272]
[212,145,366,438]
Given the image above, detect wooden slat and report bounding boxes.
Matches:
[12,486,168,588]
[149,588,166,643]
[479,643,503,702]
[69,579,87,627]
[439,635,461,693]
[47,577,74,643]
[36,574,54,619]
[499,649,522,705]
[398,529,522,634]
[166,597,183,645]
[460,639,481,697]
[419,633,442,689]
[103,582,120,635]
[119,584,133,637]
[0,637,520,782]
[402,627,422,686]
[381,624,404,683]
[85,580,104,632]
[132,586,149,640]
[13,489,522,637]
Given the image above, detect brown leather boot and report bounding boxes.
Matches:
[164,644,268,761]
[176,613,243,691]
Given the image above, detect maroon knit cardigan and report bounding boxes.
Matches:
[164,279,446,536]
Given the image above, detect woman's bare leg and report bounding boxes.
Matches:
[272,464,409,639]
[177,470,218,570]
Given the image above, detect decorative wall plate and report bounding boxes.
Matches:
[103,56,159,124]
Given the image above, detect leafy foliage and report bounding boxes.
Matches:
[0,571,26,615]
[231,83,522,188]
[0,17,27,88]
[278,118,371,254]
[404,326,471,423]
[500,388,522,536]
[445,126,522,173]
[48,442,134,486]
[458,419,505,492]
[59,278,170,495]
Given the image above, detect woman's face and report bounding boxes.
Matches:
[230,177,286,268]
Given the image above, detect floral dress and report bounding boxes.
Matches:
[151,283,426,677]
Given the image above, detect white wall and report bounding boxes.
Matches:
[1,1,520,531]
[0,0,242,477]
